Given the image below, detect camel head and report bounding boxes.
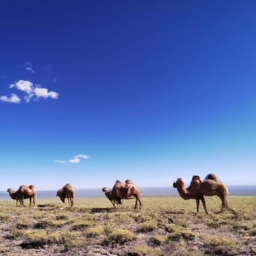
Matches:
[173,178,185,188]
[7,188,13,193]
[102,187,109,193]
[56,189,65,203]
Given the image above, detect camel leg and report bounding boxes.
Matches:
[218,195,228,210]
[196,198,200,213]
[70,198,74,207]
[111,200,116,208]
[201,196,208,215]
[20,199,25,207]
[20,195,25,207]
[137,197,142,210]
[134,196,142,210]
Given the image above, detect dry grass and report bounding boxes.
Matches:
[0,196,255,255]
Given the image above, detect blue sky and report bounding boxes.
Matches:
[1,0,256,190]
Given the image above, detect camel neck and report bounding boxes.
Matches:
[176,185,195,200]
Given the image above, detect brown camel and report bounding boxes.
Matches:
[56,183,75,207]
[7,185,37,207]
[112,179,142,210]
[173,176,228,214]
[102,187,119,208]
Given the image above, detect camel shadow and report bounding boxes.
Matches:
[212,207,238,216]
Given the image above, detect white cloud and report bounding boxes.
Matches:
[34,87,58,99]
[10,80,33,93]
[1,80,59,103]
[0,94,21,103]
[69,158,81,164]
[54,160,67,164]
[56,154,89,164]
[55,154,89,164]
[74,154,89,159]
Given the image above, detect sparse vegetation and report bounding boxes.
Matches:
[0,196,255,255]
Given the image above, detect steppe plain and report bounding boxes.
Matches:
[0,196,255,256]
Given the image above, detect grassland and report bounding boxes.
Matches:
[0,196,256,255]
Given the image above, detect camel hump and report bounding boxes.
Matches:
[192,175,203,183]
[28,185,35,190]
[205,173,221,182]
[125,179,133,184]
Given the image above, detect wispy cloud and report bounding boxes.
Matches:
[69,154,89,164]
[24,61,35,73]
[55,154,89,164]
[1,80,59,103]
[0,94,21,103]
[54,160,67,164]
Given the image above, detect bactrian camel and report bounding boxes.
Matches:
[112,179,142,210]
[56,183,75,207]
[102,187,120,208]
[173,175,228,214]
[7,185,37,207]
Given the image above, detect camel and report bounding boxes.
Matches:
[7,185,37,207]
[112,179,142,210]
[173,176,228,214]
[56,183,75,207]
[102,187,119,208]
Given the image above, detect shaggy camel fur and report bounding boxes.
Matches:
[205,173,229,194]
[56,183,75,207]
[7,185,37,207]
[173,177,228,214]
[102,187,119,208]
[112,180,142,210]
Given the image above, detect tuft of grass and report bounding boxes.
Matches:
[166,225,195,241]
[16,221,32,229]
[71,219,93,230]
[138,220,158,232]
[148,235,169,245]
[104,229,138,245]
[0,213,11,221]
[56,214,69,220]
[129,245,163,256]
[86,226,104,237]
[205,235,238,254]
[250,228,256,236]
